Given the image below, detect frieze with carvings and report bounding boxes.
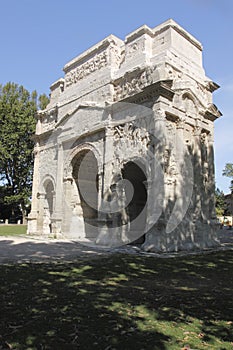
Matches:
[113,122,151,163]
[127,40,145,57]
[113,66,155,101]
[114,123,150,147]
[65,51,108,87]
[165,63,183,81]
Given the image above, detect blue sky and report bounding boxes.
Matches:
[0,0,232,193]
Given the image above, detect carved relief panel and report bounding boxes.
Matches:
[65,51,108,88]
[112,121,151,167]
[113,66,155,101]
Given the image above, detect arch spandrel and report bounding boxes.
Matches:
[39,174,56,195]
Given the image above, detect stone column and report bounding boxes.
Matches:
[97,171,104,212]
[152,106,167,219]
[172,116,193,249]
[206,131,219,245]
[200,131,214,226]
[207,132,216,219]
[192,124,208,248]
[62,177,74,236]
[102,126,115,194]
[99,126,115,219]
[174,116,185,216]
[193,124,202,219]
[96,125,122,246]
[51,142,63,237]
[143,105,167,252]
[36,192,46,235]
[27,140,40,235]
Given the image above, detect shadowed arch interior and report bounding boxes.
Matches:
[72,150,99,238]
[44,180,54,216]
[42,180,54,235]
[122,161,147,244]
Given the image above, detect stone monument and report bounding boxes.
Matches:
[27,19,221,252]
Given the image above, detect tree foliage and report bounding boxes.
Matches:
[0,82,49,222]
[222,163,233,192]
[39,93,50,110]
[215,188,226,217]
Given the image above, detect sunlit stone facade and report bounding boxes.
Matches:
[27,19,221,252]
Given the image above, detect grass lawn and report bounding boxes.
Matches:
[0,225,27,236]
[0,251,233,349]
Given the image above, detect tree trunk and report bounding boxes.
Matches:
[20,201,27,225]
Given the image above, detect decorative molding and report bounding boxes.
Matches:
[65,51,108,87]
[112,66,156,101]
[204,104,222,121]
[63,142,101,179]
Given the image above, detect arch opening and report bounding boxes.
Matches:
[43,180,54,235]
[72,150,99,239]
[122,160,147,245]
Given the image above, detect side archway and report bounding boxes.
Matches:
[68,149,99,240]
[40,176,56,235]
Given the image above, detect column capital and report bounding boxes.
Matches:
[193,125,201,137]
[37,192,46,199]
[176,116,186,130]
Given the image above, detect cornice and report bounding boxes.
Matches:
[120,80,174,104]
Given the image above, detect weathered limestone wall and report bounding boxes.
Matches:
[27,19,221,252]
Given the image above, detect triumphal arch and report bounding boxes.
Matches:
[27,19,221,252]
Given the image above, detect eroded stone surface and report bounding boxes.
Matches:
[28,19,221,252]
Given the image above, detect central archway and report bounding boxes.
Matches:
[72,149,99,239]
[122,161,147,244]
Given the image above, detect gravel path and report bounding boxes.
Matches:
[0,236,108,264]
[0,228,232,264]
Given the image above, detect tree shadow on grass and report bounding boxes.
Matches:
[0,241,233,349]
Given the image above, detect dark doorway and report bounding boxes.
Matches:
[122,161,147,244]
[44,181,54,217]
[43,180,54,234]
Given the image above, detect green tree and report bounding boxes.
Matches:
[222,163,233,192]
[0,82,38,223]
[215,188,226,216]
[39,93,50,110]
